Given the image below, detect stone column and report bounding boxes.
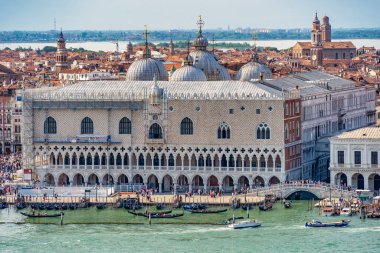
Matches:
[364,176,369,190]
[218,183,223,192]
[346,173,352,187]
[69,154,73,170]
[234,183,238,191]
[189,184,193,193]
[158,183,162,193]
[173,183,178,194]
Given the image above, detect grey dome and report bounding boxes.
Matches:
[170,65,207,81]
[189,51,231,81]
[236,61,273,81]
[126,58,168,81]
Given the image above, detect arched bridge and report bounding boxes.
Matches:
[247,183,355,200]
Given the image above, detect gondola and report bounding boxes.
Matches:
[128,210,172,216]
[183,203,207,211]
[191,209,228,214]
[15,203,27,210]
[259,203,272,211]
[96,203,107,209]
[54,204,61,210]
[20,211,64,218]
[0,202,8,209]
[367,212,380,219]
[156,203,165,210]
[305,219,350,228]
[61,204,68,210]
[69,203,78,210]
[241,204,253,211]
[128,210,183,218]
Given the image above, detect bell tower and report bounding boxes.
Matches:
[169,39,175,55]
[321,15,331,43]
[311,13,323,67]
[55,30,69,72]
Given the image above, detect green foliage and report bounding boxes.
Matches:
[41,46,57,52]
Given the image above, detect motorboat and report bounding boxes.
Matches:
[228,219,262,229]
[284,201,292,209]
[340,207,352,216]
[305,219,350,228]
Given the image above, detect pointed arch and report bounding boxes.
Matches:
[44,116,57,134]
[149,123,162,139]
[180,117,193,135]
[217,122,231,139]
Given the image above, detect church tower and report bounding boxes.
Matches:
[55,30,68,72]
[321,16,331,43]
[310,13,323,67]
[169,39,175,55]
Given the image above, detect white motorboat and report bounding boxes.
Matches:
[228,220,262,229]
[340,207,352,216]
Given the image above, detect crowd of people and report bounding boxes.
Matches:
[0,152,22,194]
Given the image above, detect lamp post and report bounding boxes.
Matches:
[340,179,344,199]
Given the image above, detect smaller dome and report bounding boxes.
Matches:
[170,65,207,81]
[322,16,329,24]
[236,62,273,81]
[126,58,168,81]
[193,35,208,51]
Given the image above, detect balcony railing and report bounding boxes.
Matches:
[35,165,282,173]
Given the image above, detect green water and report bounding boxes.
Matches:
[1,201,380,253]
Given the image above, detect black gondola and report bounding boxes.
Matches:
[38,203,46,210]
[156,203,165,210]
[96,203,107,209]
[191,209,227,214]
[20,212,64,218]
[54,204,61,210]
[241,204,253,211]
[0,202,8,209]
[69,204,77,210]
[128,211,183,219]
[61,204,68,210]
[46,204,54,210]
[128,210,172,216]
[16,202,27,210]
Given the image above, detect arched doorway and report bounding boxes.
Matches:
[368,174,380,192]
[102,174,114,185]
[177,175,189,193]
[192,175,204,191]
[73,173,84,186]
[253,176,265,187]
[352,173,364,189]
[88,174,99,185]
[44,173,55,186]
[117,174,128,184]
[162,174,173,192]
[133,174,143,184]
[222,175,234,192]
[237,176,249,190]
[335,172,347,186]
[147,174,158,190]
[207,175,219,191]
[269,176,280,185]
[58,173,69,186]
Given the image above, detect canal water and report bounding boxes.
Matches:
[1,201,379,253]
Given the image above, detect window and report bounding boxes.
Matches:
[371,151,378,165]
[168,154,175,166]
[335,53,339,59]
[149,123,162,139]
[296,121,300,137]
[44,117,57,134]
[337,151,344,164]
[81,117,94,134]
[240,106,245,112]
[342,53,346,59]
[285,104,289,115]
[229,109,234,114]
[285,124,288,140]
[180,117,193,135]
[268,106,273,112]
[119,117,131,134]
[256,109,260,114]
[217,122,230,139]
[295,102,299,114]
[256,123,270,139]
[138,154,144,166]
[354,151,361,165]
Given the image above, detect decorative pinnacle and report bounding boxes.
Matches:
[196,15,205,34]
[143,25,150,47]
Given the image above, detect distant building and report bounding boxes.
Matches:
[330,127,380,193]
[59,69,116,82]
[292,13,356,66]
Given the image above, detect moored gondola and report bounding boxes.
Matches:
[15,202,27,210]
[191,209,228,214]
[241,204,253,211]
[156,203,165,210]
[128,210,172,216]
[0,202,8,209]
[20,211,64,218]
[96,203,107,209]
[259,203,273,211]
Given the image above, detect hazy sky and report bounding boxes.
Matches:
[1,0,379,31]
